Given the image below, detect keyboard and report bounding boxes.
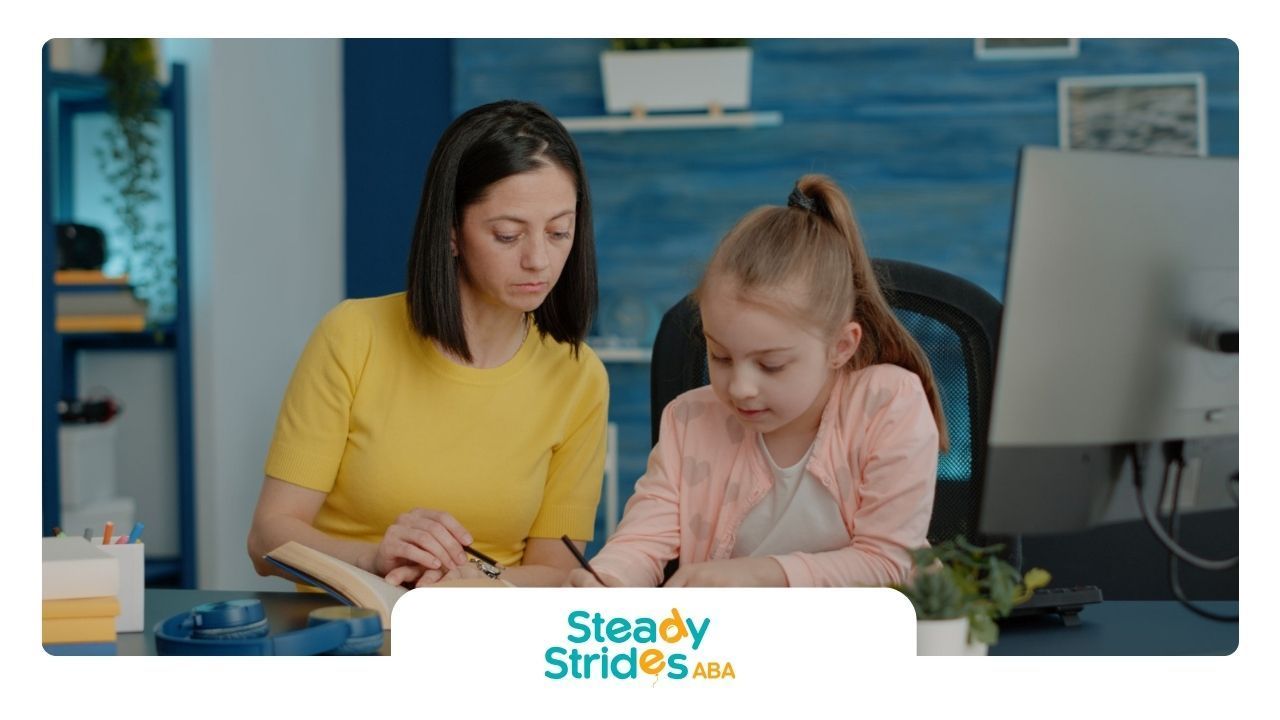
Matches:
[1005,585,1103,626]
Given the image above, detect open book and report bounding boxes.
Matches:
[264,541,407,629]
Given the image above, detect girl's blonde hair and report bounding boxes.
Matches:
[694,174,948,450]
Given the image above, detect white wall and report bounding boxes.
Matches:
[166,39,345,590]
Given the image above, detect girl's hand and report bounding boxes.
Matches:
[564,568,622,587]
[371,508,473,586]
[664,557,787,587]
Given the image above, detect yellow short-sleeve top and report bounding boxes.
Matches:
[264,293,609,567]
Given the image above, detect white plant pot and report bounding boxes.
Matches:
[600,47,752,115]
[47,39,169,84]
[916,617,969,656]
[48,39,106,75]
[965,640,990,656]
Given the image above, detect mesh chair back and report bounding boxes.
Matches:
[647,258,1013,567]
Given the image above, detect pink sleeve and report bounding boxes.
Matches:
[771,371,939,587]
[587,401,684,587]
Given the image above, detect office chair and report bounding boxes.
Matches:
[648,258,1015,579]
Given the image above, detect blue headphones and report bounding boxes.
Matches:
[154,599,384,655]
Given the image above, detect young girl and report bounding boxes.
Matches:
[568,174,946,588]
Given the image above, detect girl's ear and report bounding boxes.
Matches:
[830,321,862,368]
[450,230,459,258]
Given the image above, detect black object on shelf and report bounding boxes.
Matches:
[1005,585,1104,627]
[55,222,107,270]
[58,395,122,424]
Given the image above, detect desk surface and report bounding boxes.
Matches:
[123,591,1235,657]
[992,601,1238,655]
[123,588,391,655]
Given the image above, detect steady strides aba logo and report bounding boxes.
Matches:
[544,608,736,682]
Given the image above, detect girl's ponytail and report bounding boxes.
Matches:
[794,175,949,450]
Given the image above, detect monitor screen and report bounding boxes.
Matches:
[979,146,1238,535]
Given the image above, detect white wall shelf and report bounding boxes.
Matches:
[560,111,782,133]
[590,340,653,363]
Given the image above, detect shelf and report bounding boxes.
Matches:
[46,69,177,111]
[44,57,196,587]
[560,110,783,133]
[46,70,109,100]
[58,323,177,350]
[591,342,653,363]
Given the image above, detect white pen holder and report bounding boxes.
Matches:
[93,539,144,633]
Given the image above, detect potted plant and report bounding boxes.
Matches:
[600,39,752,116]
[896,536,1051,655]
[93,39,174,321]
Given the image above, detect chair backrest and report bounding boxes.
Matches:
[648,258,1014,559]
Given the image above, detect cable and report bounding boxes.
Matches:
[1131,444,1238,571]
[1163,454,1238,622]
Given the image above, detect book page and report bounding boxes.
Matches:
[265,541,406,627]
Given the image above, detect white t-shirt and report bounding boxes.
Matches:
[732,434,850,558]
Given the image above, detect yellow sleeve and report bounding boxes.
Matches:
[263,301,369,492]
[527,351,609,542]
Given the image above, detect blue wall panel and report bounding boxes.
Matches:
[347,38,1239,556]
[344,39,453,299]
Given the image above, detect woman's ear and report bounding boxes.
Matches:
[449,230,459,258]
[830,321,862,368]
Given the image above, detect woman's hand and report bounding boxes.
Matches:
[663,557,788,588]
[563,568,622,587]
[371,508,474,586]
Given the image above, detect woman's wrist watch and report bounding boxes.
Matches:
[471,557,503,580]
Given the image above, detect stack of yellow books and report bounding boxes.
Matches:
[53,270,148,333]
[43,596,120,654]
[42,537,120,655]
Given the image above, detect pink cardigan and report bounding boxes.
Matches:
[590,364,939,587]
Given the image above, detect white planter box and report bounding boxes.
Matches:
[600,47,752,115]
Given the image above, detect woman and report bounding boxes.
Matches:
[247,100,608,587]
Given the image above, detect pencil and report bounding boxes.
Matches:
[560,534,607,586]
[463,545,500,567]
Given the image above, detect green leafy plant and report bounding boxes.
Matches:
[895,536,1052,646]
[94,38,173,321]
[610,39,748,51]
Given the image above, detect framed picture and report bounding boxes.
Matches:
[974,38,1079,60]
[1058,73,1207,156]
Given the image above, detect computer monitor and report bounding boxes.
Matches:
[979,146,1238,535]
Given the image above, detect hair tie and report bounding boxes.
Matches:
[787,186,816,213]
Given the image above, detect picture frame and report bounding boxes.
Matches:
[974,38,1079,60]
[1058,73,1207,156]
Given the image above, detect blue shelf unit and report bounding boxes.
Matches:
[42,51,196,588]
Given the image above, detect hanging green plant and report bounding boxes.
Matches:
[94,38,174,321]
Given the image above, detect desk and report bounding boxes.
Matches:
[992,601,1238,655]
[122,592,1235,657]
[120,588,391,656]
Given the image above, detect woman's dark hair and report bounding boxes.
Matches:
[405,100,596,361]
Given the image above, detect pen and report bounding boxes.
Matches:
[52,526,61,537]
[126,522,145,544]
[463,545,500,567]
[101,521,114,545]
[115,535,128,544]
[83,528,92,542]
[560,534,607,586]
